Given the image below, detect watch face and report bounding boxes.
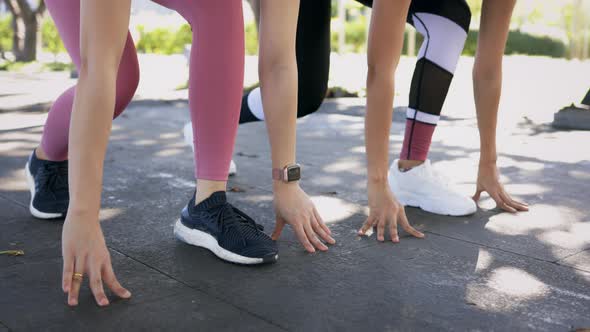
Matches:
[286,165,301,181]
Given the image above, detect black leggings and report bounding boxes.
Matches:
[239,0,331,123]
[240,0,471,158]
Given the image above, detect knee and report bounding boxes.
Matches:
[297,80,327,118]
[77,55,118,85]
[456,1,472,33]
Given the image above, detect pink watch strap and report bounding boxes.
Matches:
[272,168,283,181]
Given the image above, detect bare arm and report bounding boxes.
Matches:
[472,0,528,212]
[259,0,299,172]
[365,0,409,185]
[68,2,130,215]
[359,0,424,242]
[473,0,514,165]
[62,0,132,306]
[259,0,335,252]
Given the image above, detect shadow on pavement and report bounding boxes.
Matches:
[0,101,589,330]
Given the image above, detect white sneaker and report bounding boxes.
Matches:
[183,122,237,176]
[388,159,476,216]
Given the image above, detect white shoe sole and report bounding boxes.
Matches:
[173,220,277,265]
[25,162,63,219]
[395,189,476,217]
[183,123,237,176]
[388,160,477,217]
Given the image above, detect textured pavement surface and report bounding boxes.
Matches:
[1,91,589,331]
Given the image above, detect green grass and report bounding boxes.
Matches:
[43,61,74,72]
[0,61,30,71]
[0,60,73,72]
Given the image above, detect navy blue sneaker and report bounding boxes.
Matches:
[25,150,69,219]
[174,191,278,265]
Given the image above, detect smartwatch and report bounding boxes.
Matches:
[272,164,301,183]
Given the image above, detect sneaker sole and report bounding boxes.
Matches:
[25,162,64,219]
[173,220,278,265]
[393,189,476,217]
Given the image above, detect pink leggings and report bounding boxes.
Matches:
[42,0,244,181]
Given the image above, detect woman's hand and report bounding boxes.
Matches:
[473,162,529,213]
[270,183,335,253]
[359,181,424,242]
[61,212,130,306]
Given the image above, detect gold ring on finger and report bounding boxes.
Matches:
[73,272,84,281]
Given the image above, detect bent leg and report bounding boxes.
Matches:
[167,0,244,180]
[400,0,471,161]
[239,0,331,123]
[40,0,140,161]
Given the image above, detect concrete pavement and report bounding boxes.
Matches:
[1,95,589,330]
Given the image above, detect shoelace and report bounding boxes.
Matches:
[217,203,264,234]
[37,163,68,199]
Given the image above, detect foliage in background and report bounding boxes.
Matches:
[136,22,259,55]
[0,0,584,65]
[331,0,365,18]
[331,15,368,53]
[245,22,258,55]
[43,61,73,71]
[3,0,47,62]
[41,18,65,58]
[330,18,567,58]
[0,61,30,71]
[136,24,192,55]
[465,30,566,57]
[2,15,68,61]
[402,29,566,58]
[0,15,12,58]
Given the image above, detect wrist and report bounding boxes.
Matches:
[367,173,388,186]
[273,180,299,192]
[478,157,497,167]
[272,163,301,183]
[67,205,98,214]
[65,207,101,226]
[67,197,101,220]
[478,146,497,164]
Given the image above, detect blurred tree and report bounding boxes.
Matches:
[41,18,64,62]
[3,0,46,62]
[561,0,590,59]
[0,15,12,59]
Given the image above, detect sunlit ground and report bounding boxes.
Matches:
[0,51,589,329]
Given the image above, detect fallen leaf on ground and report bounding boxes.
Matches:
[236,152,259,158]
[228,186,246,193]
[0,250,24,256]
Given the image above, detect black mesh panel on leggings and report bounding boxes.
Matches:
[408,58,454,116]
[239,0,331,124]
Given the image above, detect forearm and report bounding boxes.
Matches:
[67,0,131,218]
[260,65,298,170]
[473,0,516,164]
[258,0,300,186]
[366,73,395,184]
[67,72,118,216]
[473,69,500,163]
[365,0,410,184]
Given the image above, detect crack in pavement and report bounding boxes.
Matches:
[0,194,27,209]
[423,230,589,274]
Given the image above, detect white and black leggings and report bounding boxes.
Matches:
[240,0,471,161]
